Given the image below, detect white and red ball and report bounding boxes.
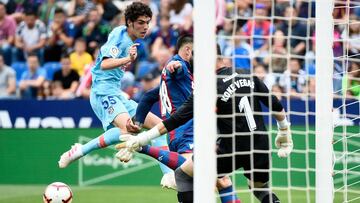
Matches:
[43,182,73,203]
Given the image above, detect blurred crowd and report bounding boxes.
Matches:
[0,0,359,101]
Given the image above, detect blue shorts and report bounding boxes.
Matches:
[90,92,138,131]
[168,121,194,153]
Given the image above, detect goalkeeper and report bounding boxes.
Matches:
[119,45,293,203]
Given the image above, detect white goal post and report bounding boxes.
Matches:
[193,0,217,203]
[315,0,334,202]
[193,0,337,202]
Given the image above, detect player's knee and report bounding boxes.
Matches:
[175,167,193,192]
[249,181,267,188]
[216,176,233,190]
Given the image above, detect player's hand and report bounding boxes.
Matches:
[275,127,293,158]
[115,148,133,163]
[116,135,142,152]
[126,118,141,133]
[166,61,182,73]
[129,43,139,62]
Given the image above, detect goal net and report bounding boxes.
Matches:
[194,0,357,202]
[332,1,360,203]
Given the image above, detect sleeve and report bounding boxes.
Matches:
[8,68,15,80]
[39,22,47,39]
[100,30,125,59]
[65,22,76,38]
[253,76,283,112]
[163,93,193,132]
[135,86,160,124]
[173,61,188,80]
[7,18,16,37]
[15,23,21,37]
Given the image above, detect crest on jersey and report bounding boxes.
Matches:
[108,106,114,114]
[110,46,119,58]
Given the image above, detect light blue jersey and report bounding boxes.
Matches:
[91,26,134,95]
[90,26,137,130]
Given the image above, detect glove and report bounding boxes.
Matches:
[115,148,134,163]
[275,126,293,158]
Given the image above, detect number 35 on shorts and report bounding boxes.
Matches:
[102,96,117,111]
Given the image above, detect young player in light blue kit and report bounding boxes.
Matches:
[58,2,175,188]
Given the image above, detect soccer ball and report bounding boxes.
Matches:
[43,182,73,203]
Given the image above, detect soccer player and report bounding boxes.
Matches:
[58,2,174,187]
[118,45,293,203]
[119,41,242,203]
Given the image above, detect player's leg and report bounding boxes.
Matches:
[151,135,175,187]
[249,181,280,203]
[175,157,193,203]
[217,177,241,203]
[59,94,132,168]
[139,145,186,170]
[217,155,242,203]
[123,97,177,188]
[245,150,280,203]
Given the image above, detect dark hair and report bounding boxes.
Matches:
[25,9,37,16]
[75,38,86,44]
[124,2,152,27]
[175,34,193,52]
[61,53,70,60]
[27,52,38,58]
[54,8,66,15]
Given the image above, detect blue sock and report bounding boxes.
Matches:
[219,185,241,203]
[82,127,121,155]
[140,145,186,170]
[151,135,173,174]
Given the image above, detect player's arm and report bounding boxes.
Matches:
[166,60,188,79]
[134,86,161,126]
[100,43,139,70]
[253,76,293,158]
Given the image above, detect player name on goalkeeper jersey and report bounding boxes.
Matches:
[221,78,255,102]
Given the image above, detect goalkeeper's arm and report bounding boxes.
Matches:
[121,93,194,149]
[253,76,293,157]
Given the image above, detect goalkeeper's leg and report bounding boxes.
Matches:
[249,182,280,203]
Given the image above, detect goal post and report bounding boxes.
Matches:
[315,0,335,202]
[193,0,217,203]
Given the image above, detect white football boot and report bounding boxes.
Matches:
[160,172,177,190]
[58,143,84,168]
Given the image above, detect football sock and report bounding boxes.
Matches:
[82,127,121,155]
[140,145,186,170]
[252,183,280,203]
[177,191,193,203]
[219,185,241,203]
[151,135,173,174]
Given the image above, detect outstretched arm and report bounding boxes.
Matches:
[117,93,194,150]
[254,76,293,158]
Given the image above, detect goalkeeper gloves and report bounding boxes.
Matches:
[115,127,162,162]
[275,118,293,158]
